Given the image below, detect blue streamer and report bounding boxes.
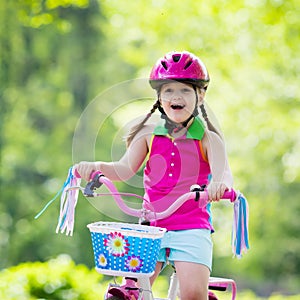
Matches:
[34,167,73,219]
[232,192,250,258]
[241,196,250,249]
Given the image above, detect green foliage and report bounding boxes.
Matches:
[0,257,298,300]
[0,255,104,299]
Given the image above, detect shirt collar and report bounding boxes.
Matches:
[153,117,205,140]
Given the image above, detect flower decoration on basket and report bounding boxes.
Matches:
[98,253,108,268]
[104,232,130,257]
[125,255,144,272]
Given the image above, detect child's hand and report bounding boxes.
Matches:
[74,161,98,181]
[207,182,227,202]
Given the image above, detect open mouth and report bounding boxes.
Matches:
[171,104,185,110]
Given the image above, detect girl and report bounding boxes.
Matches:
[76,51,233,300]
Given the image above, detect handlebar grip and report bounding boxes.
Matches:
[73,168,102,181]
[199,189,237,205]
[74,169,81,178]
[89,170,103,180]
[223,189,237,202]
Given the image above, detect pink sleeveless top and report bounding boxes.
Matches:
[143,118,213,231]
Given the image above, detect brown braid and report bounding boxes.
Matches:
[126,100,160,147]
[199,104,222,138]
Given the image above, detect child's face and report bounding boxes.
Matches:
[160,81,198,124]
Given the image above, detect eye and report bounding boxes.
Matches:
[182,88,193,93]
[163,88,173,93]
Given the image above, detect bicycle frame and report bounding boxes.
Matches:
[81,171,238,300]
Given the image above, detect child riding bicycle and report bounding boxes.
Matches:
[76,51,234,300]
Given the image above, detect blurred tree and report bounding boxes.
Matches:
[0,0,113,268]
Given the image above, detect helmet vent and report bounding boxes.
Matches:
[161,61,168,70]
[184,59,193,70]
[172,54,181,62]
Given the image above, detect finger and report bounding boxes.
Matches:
[208,188,216,202]
[216,185,227,201]
[77,163,90,181]
[83,168,93,181]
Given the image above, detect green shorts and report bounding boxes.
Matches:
[157,229,213,271]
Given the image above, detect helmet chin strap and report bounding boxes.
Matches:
[158,87,199,134]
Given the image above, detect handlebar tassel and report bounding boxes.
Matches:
[231,192,250,258]
[55,167,81,236]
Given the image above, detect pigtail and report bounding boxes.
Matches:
[199,103,223,139]
[126,100,160,147]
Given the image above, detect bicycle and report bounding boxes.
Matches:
[49,168,249,300]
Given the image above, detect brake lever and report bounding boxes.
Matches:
[84,172,104,197]
[190,184,206,201]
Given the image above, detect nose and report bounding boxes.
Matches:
[172,90,183,100]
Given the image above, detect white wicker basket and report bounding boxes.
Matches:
[87,222,166,277]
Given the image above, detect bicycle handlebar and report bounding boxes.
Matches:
[76,170,237,222]
[50,168,248,257]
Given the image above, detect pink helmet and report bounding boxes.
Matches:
[149,51,210,90]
